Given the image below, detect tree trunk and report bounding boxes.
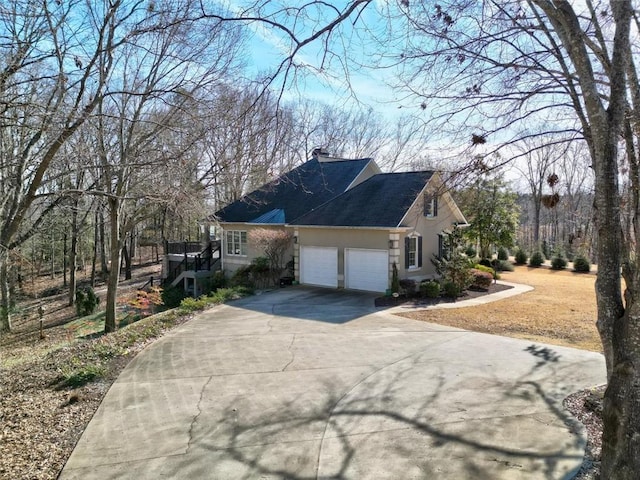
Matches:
[130,228,137,265]
[50,229,55,279]
[533,200,541,248]
[91,207,99,287]
[0,254,11,333]
[104,198,121,333]
[99,206,108,277]
[122,241,132,280]
[601,281,640,479]
[63,232,68,287]
[68,206,79,306]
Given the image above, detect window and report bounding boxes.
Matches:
[405,235,422,269]
[424,194,438,217]
[408,237,418,268]
[226,230,247,256]
[438,232,451,260]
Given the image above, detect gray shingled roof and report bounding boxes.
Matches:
[289,171,434,227]
[214,158,371,223]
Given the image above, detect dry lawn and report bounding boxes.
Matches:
[400,265,601,352]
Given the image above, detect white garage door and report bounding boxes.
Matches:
[345,248,389,292]
[300,246,338,288]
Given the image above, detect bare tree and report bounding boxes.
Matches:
[0,0,139,332]
[514,137,568,249]
[198,84,297,209]
[89,4,244,333]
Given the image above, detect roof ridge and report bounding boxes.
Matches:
[374,169,435,175]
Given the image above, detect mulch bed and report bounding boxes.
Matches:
[375,282,513,307]
[564,385,606,480]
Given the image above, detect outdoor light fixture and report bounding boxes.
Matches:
[293,235,298,244]
[389,240,394,249]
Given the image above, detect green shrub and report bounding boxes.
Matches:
[420,280,441,298]
[230,265,253,288]
[249,257,271,288]
[178,286,253,314]
[494,260,513,272]
[201,270,227,294]
[161,285,187,309]
[465,246,477,257]
[431,225,474,295]
[573,255,591,273]
[60,361,106,388]
[529,251,544,267]
[551,254,567,270]
[210,288,238,303]
[497,247,509,261]
[443,281,461,298]
[391,263,400,293]
[179,296,210,313]
[478,258,493,268]
[470,268,493,290]
[514,248,528,265]
[75,287,99,316]
[399,278,417,296]
[474,263,497,279]
[232,286,255,297]
[250,256,270,273]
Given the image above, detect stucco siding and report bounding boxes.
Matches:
[220,223,294,275]
[398,190,463,280]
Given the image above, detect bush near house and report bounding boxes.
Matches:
[443,280,462,298]
[432,226,475,296]
[497,247,509,261]
[529,251,545,267]
[470,269,493,290]
[249,228,293,285]
[249,256,271,288]
[161,285,188,308]
[391,262,400,293]
[399,278,417,296]
[474,263,497,279]
[420,280,441,298]
[230,265,253,288]
[178,286,253,314]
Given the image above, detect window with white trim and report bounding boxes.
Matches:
[408,236,418,268]
[405,234,422,269]
[226,230,247,256]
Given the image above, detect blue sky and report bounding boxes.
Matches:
[235,2,407,118]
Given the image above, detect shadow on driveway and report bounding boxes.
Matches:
[231,285,381,324]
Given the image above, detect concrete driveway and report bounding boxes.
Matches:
[61,286,605,480]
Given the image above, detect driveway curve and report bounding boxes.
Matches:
[61,286,605,480]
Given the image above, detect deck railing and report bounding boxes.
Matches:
[165,241,203,255]
[164,241,221,285]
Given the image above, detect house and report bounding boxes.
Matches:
[213,152,467,293]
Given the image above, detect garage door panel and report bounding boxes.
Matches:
[300,246,338,288]
[346,249,389,292]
